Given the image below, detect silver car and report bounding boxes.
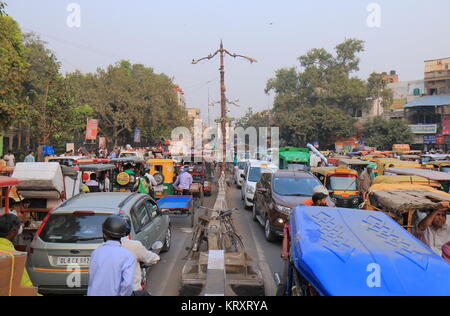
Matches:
[26,192,171,295]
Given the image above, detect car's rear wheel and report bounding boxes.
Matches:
[161,226,172,253]
[252,201,258,222]
[265,218,277,242]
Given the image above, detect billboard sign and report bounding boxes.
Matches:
[86,119,99,141]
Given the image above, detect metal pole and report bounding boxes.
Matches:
[219,42,227,172]
[192,41,257,173]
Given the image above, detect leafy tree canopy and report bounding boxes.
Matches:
[363,117,413,150]
[0,15,28,130]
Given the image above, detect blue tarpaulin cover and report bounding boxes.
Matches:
[290,206,450,296]
[157,196,192,210]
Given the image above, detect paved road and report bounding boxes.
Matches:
[147,178,285,296]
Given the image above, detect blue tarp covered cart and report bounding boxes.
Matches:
[289,206,450,296]
[157,196,195,227]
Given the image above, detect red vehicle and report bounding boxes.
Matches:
[190,161,211,197]
[0,176,21,215]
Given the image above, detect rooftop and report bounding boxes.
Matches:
[404,95,450,108]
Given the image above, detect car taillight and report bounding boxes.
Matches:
[36,211,52,237]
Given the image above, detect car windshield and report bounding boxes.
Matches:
[273,177,321,196]
[40,213,110,244]
[287,163,309,171]
[120,153,137,157]
[248,167,262,182]
[329,176,357,191]
[441,167,450,174]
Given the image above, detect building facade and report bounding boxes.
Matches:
[425,58,450,95]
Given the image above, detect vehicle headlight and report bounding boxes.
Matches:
[247,187,255,194]
[331,198,338,204]
[352,198,360,205]
[276,205,291,215]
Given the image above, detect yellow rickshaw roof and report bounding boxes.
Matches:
[146,159,174,164]
[369,183,450,196]
[372,175,440,186]
[312,167,358,176]
[427,161,450,167]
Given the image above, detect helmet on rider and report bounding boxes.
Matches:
[102,215,131,240]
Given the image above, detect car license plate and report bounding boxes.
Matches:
[57,257,90,266]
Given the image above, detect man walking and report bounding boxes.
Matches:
[173,165,193,195]
[358,166,375,194]
[4,151,15,167]
[24,151,35,162]
[87,216,135,296]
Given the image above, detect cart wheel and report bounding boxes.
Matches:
[190,206,195,228]
[200,188,205,206]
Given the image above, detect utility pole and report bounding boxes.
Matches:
[193,41,256,172]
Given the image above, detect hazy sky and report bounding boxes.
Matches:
[6,0,450,123]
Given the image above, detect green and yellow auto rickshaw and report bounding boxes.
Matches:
[147,159,175,199]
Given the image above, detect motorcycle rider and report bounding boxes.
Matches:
[87,216,135,296]
[118,213,161,295]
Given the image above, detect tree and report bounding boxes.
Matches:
[20,33,78,147]
[266,39,382,116]
[368,72,394,108]
[70,60,189,146]
[0,15,28,129]
[235,108,271,130]
[363,117,413,150]
[273,105,356,148]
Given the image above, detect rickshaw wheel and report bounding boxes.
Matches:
[190,205,195,228]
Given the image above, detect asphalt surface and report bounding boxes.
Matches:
[147,177,285,296]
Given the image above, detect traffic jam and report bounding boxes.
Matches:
[1,145,450,297]
[1,0,450,301]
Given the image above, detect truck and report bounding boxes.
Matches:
[279,147,311,171]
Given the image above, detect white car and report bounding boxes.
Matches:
[119,151,145,160]
[234,160,249,188]
[241,160,278,209]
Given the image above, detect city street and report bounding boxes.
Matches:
[147,181,284,296]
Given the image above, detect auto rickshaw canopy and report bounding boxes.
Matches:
[385,167,450,182]
[312,167,358,177]
[0,176,20,187]
[367,183,450,213]
[289,206,450,296]
[77,164,116,172]
[427,161,450,168]
[372,175,441,188]
[147,159,175,184]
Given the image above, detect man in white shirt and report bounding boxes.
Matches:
[121,237,160,293]
[4,151,15,167]
[416,204,450,257]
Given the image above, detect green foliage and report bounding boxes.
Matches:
[266,39,384,116]
[0,16,28,130]
[67,61,189,145]
[263,39,378,148]
[273,105,356,148]
[368,72,394,108]
[235,108,270,129]
[363,117,413,150]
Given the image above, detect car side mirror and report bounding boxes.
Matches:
[152,241,163,252]
[240,174,245,179]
